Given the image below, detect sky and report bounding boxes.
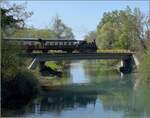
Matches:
[8,0,150,40]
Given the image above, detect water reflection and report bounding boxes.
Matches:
[70,62,89,84]
[34,92,97,113]
[2,61,150,118]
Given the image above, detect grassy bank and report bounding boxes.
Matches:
[45,61,60,70]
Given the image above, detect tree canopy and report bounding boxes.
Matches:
[1,3,33,37]
[52,15,75,40]
[85,6,149,51]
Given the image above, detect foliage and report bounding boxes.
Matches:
[85,31,96,43]
[1,40,22,81]
[1,2,40,108]
[84,6,150,80]
[1,2,33,81]
[52,15,75,40]
[1,69,40,108]
[45,61,60,70]
[85,6,149,51]
[12,28,57,38]
[14,70,40,96]
[1,2,33,37]
[139,44,150,82]
[12,15,75,40]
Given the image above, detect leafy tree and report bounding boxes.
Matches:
[1,3,40,108]
[12,28,57,38]
[1,2,33,80]
[51,15,75,40]
[1,40,21,80]
[85,31,96,43]
[140,51,150,81]
[1,2,33,37]
[96,6,149,51]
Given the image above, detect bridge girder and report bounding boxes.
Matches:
[19,52,133,61]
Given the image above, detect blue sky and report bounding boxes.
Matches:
[9,1,149,40]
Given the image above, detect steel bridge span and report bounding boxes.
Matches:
[19,52,138,74]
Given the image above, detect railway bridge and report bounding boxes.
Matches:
[19,51,139,74]
[3,38,139,74]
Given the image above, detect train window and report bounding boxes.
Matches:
[64,42,67,45]
[69,42,71,45]
[71,42,74,45]
[49,42,52,45]
[58,42,60,45]
[73,42,77,45]
[67,42,70,45]
[54,42,58,45]
[61,42,64,45]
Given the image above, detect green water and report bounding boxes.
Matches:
[2,61,150,118]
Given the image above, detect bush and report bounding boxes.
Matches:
[1,70,40,108]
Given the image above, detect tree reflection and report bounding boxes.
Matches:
[27,91,97,114]
[99,81,150,118]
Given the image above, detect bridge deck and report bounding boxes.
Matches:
[19,52,133,61]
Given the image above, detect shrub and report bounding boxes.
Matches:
[1,70,40,108]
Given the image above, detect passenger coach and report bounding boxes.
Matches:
[3,38,97,53]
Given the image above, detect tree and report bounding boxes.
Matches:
[51,15,75,40]
[1,3,40,108]
[1,2,33,37]
[96,6,149,51]
[1,2,33,79]
[12,28,57,38]
[84,31,97,43]
[133,8,148,51]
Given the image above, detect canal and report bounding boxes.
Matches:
[2,61,150,118]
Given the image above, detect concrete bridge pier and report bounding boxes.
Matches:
[39,61,46,71]
[28,58,46,70]
[28,58,38,69]
[120,56,135,74]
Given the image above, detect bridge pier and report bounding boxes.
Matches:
[28,58,38,69]
[120,56,135,74]
[39,61,46,70]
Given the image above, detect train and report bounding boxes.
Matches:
[3,38,97,53]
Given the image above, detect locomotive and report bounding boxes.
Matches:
[3,38,97,53]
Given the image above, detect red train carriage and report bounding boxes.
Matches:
[3,38,97,53]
